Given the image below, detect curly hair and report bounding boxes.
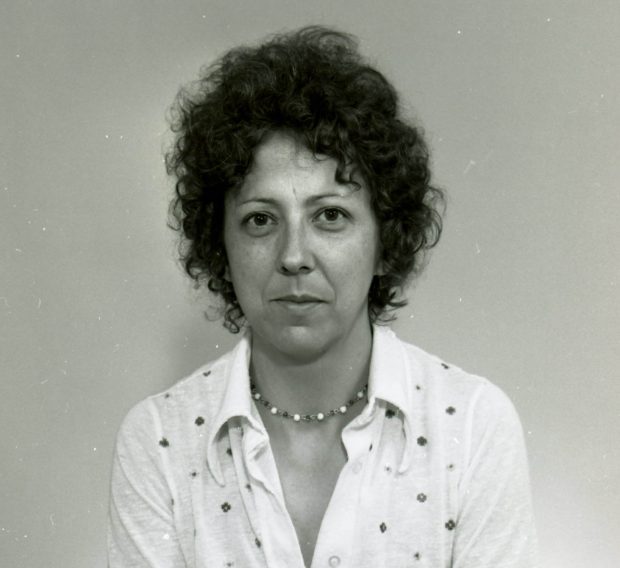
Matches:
[166,25,444,333]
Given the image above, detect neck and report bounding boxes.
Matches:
[249,321,373,416]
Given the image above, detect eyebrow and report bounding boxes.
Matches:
[239,191,354,207]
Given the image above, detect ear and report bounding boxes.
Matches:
[374,260,386,277]
[374,249,387,277]
[215,247,231,281]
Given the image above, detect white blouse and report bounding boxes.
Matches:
[108,325,538,567]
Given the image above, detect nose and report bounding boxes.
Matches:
[278,220,314,275]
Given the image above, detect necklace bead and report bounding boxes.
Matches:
[250,382,368,423]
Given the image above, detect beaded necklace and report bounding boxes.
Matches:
[250,382,368,422]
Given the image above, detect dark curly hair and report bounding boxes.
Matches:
[166,25,444,333]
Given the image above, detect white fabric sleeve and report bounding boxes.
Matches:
[107,400,187,567]
[452,382,539,568]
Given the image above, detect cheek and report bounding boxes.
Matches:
[328,235,380,286]
[226,240,273,292]
[353,227,382,267]
[224,221,257,277]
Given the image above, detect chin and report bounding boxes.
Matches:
[263,324,334,363]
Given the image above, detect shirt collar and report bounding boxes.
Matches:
[205,324,418,482]
[205,330,264,485]
[367,325,418,473]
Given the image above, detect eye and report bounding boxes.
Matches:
[314,207,348,229]
[242,212,276,235]
[322,208,343,221]
[247,213,271,226]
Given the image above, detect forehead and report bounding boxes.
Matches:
[231,131,363,201]
[253,131,319,171]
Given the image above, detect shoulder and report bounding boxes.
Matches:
[114,343,237,451]
[390,341,540,566]
[391,330,524,440]
[386,330,528,482]
[386,330,487,400]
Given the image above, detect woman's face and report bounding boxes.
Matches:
[223,131,382,361]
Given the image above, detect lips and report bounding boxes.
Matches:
[271,294,326,314]
[274,294,324,303]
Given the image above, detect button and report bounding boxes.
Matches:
[328,555,341,567]
[351,461,362,474]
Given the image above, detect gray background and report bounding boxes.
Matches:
[1,1,618,566]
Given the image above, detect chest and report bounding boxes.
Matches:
[185,413,456,568]
[270,435,347,567]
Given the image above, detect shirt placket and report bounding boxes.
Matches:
[239,421,306,568]
[310,406,379,568]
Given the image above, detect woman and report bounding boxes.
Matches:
[108,26,538,567]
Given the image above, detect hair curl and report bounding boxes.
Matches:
[166,25,444,333]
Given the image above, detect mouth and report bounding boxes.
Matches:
[271,295,326,314]
[274,294,324,303]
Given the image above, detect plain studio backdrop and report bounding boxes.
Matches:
[1,1,618,566]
